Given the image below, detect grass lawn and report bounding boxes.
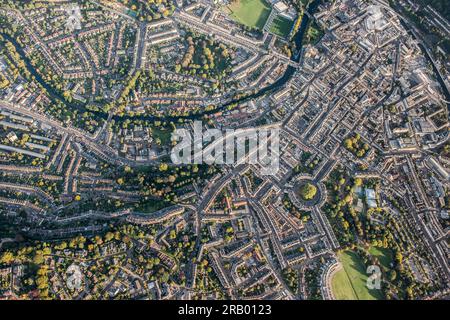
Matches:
[304,21,324,44]
[134,199,171,214]
[331,250,384,300]
[226,0,271,30]
[368,246,394,270]
[151,127,173,146]
[269,15,294,38]
[331,267,358,300]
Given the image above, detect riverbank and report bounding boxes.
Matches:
[1,1,322,124]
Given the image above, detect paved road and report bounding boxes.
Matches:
[0,238,14,249]
[0,101,159,168]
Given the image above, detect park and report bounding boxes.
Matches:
[226,0,272,30]
[331,250,385,300]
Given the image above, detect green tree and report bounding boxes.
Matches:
[0,251,14,264]
[299,183,317,200]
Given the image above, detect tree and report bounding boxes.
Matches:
[299,183,317,200]
[33,252,45,264]
[389,270,397,281]
[344,194,352,203]
[395,251,403,265]
[344,138,353,150]
[0,251,14,264]
[105,232,114,242]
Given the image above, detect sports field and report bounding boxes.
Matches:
[331,266,358,300]
[331,250,384,300]
[226,0,272,30]
[269,15,294,38]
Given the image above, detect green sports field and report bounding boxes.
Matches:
[269,15,294,38]
[331,250,384,300]
[331,267,358,300]
[226,0,272,30]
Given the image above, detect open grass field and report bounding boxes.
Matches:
[226,0,272,30]
[331,250,384,300]
[269,15,294,38]
[368,246,394,270]
[134,199,171,214]
[331,267,358,300]
[151,127,173,146]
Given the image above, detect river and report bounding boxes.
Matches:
[0,33,96,116]
[1,0,322,124]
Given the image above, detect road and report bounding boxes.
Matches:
[0,100,160,168]
[0,238,14,249]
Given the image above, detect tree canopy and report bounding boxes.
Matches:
[298,183,317,200]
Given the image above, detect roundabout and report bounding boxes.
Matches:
[288,175,326,210]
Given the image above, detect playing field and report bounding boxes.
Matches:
[226,0,272,30]
[269,15,294,38]
[331,250,384,300]
[331,267,358,300]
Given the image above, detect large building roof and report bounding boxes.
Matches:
[274,1,289,12]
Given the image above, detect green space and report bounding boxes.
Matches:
[331,250,384,300]
[304,21,324,44]
[331,266,358,300]
[368,246,394,271]
[134,199,172,214]
[344,133,370,158]
[177,33,231,81]
[269,15,294,38]
[151,126,173,146]
[298,182,317,201]
[226,0,272,30]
